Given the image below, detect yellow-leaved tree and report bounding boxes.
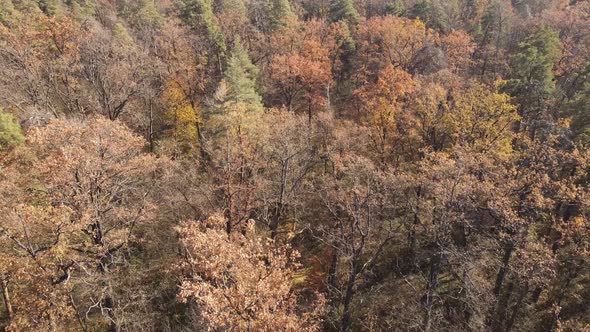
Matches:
[450,82,519,157]
[161,81,200,154]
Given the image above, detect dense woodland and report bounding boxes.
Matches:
[1,0,590,331]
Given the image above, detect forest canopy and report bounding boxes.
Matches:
[1,0,590,331]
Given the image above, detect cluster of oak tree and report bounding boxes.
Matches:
[1,0,590,331]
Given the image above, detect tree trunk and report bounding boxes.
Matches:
[505,283,528,332]
[487,242,514,330]
[270,159,288,239]
[423,252,440,332]
[340,260,358,332]
[325,248,339,329]
[549,270,576,331]
[493,242,513,296]
[491,281,514,332]
[307,99,313,124]
[105,295,117,332]
[327,250,338,297]
[148,99,154,153]
[1,277,13,322]
[530,286,542,304]
[326,85,331,113]
[408,186,422,271]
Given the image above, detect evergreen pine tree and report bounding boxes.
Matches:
[223,38,262,113]
[176,0,227,60]
[269,0,295,30]
[508,25,560,99]
[385,0,405,16]
[408,0,448,32]
[505,25,561,136]
[565,62,590,145]
[329,0,358,25]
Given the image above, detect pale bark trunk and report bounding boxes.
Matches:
[1,277,13,322]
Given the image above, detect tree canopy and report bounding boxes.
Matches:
[2,0,590,331]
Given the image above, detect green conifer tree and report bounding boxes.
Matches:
[505,25,561,136]
[223,38,262,113]
[329,0,358,25]
[408,0,448,32]
[566,62,590,145]
[509,25,561,97]
[176,0,227,61]
[385,0,405,16]
[269,0,295,30]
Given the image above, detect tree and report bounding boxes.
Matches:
[222,38,263,113]
[354,16,436,75]
[0,117,169,331]
[505,25,561,137]
[269,0,296,30]
[154,21,210,156]
[472,0,514,79]
[176,0,227,72]
[217,0,251,44]
[385,0,406,16]
[408,0,449,32]
[176,213,325,331]
[543,2,590,90]
[450,82,519,157]
[329,0,359,25]
[483,135,590,331]
[0,15,87,118]
[257,111,320,238]
[353,64,416,164]
[268,19,335,121]
[566,62,590,145]
[309,151,398,331]
[161,82,200,154]
[80,26,151,120]
[440,29,476,73]
[122,0,164,30]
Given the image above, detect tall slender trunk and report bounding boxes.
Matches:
[340,259,358,332]
[326,248,339,329]
[307,97,313,124]
[1,277,13,322]
[487,242,514,330]
[326,85,331,113]
[494,242,513,296]
[327,250,338,296]
[549,271,575,331]
[408,186,422,270]
[505,282,528,332]
[530,286,542,304]
[492,281,514,332]
[148,99,154,153]
[105,294,117,332]
[423,252,440,332]
[190,98,208,162]
[69,292,88,332]
[270,160,288,239]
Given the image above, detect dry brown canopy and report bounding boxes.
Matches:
[176,213,325,332]
[0,117,171,331]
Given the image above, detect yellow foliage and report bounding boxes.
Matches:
[451,83,519,157]
[161,82,199,152]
